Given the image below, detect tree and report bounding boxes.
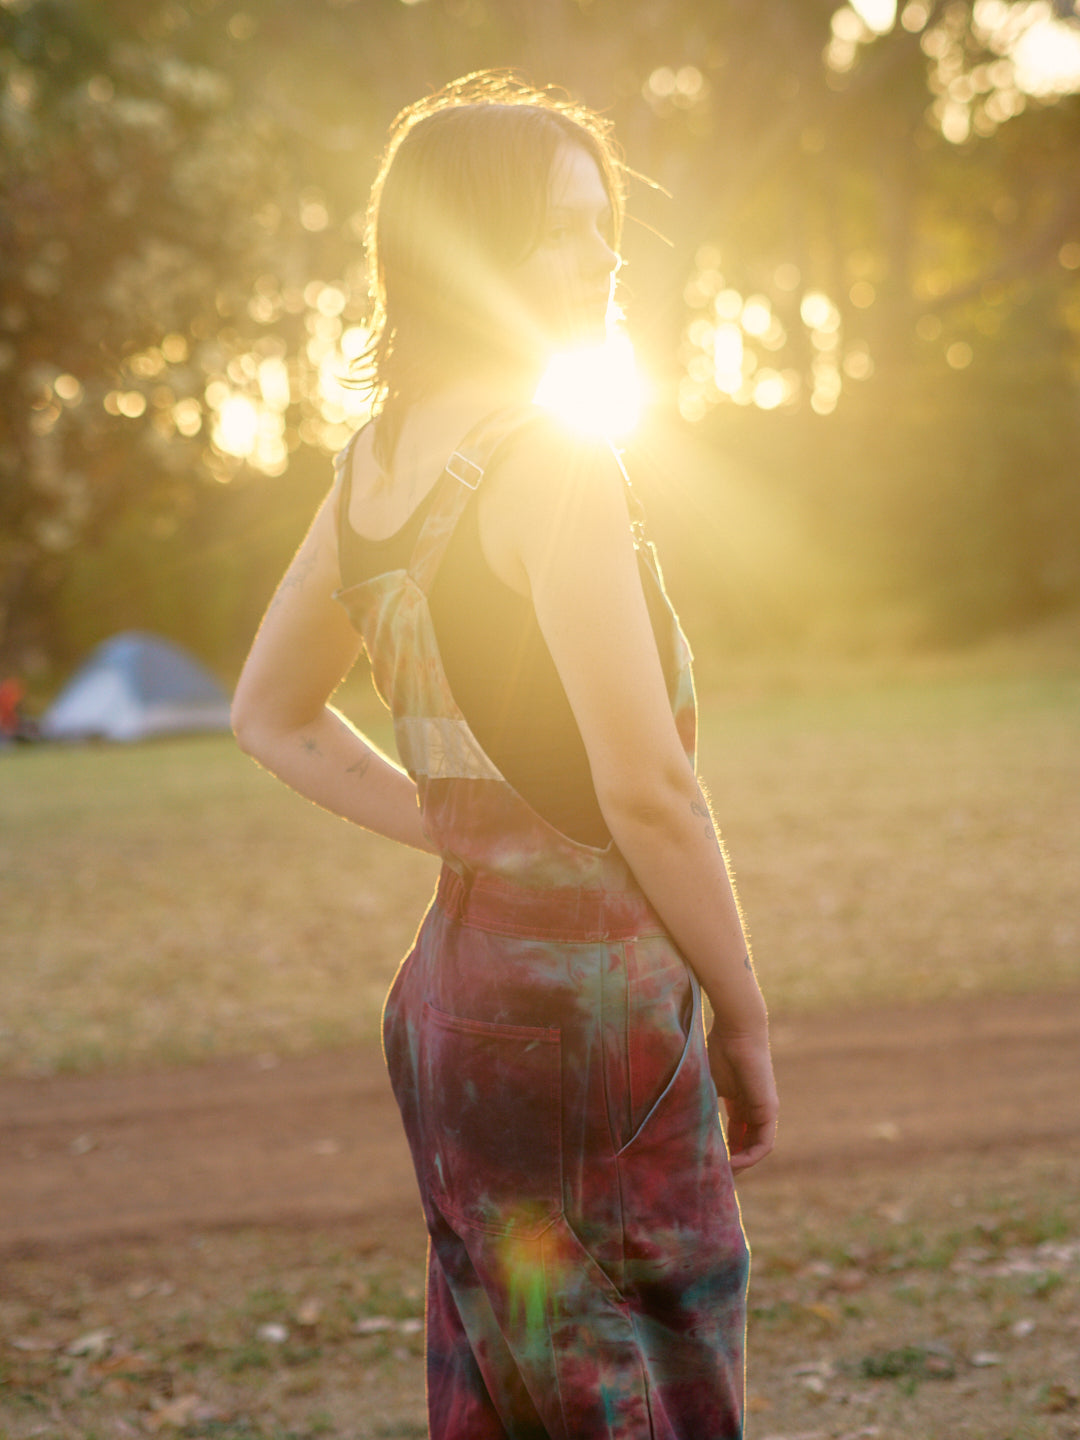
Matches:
[3,0,1079,678]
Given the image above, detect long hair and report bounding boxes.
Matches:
[356,72,626,468]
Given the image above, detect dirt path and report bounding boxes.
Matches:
[3,987,1079,1253]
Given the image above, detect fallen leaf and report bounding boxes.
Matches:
[832,1269,867,1294]
[295,1297,322,1328]
[758,1430,825,1439]
[90,1350,152,1378]
[145,1394,203,1431]
[791,1360,836,1379]
[9,1335,61,1352]
[970,1351,1002,1368]
[101,1376,139,1398]
[354,1316,395,1335]
[1041,1383,1079,1414]
[398,1317,423,1335]
[66,1329,112,1358]
[256,1322,288,1344]
[1011,1317,1036,1339]
[922,1352,955,1378]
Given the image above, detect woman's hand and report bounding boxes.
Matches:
[707,1026,779,1173]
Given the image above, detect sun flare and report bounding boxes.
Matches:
[533,330,646,440]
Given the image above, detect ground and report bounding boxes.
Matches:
[4,987,1079,1251]
[3,986,1079,1438]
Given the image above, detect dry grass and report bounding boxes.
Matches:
[738,1141,1080,1440]
[1,720,438,1077]
[2,1141,1077,1439]
[3,635,1079,1439]
[2,655,1078,1077]
[704,668,1080,1014]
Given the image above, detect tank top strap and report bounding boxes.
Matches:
[406,403,548,596]
[332,423,368,584]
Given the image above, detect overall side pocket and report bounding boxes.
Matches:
[617,949,698,1155]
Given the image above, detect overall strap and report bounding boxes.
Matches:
[332,422,369,585]
[407,404,547,596]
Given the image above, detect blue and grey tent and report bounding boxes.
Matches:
[41,632,232,742]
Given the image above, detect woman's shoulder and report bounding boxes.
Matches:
[487,408,625,510]
[477,411,634,595]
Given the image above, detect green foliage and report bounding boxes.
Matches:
[3,0,1080,677]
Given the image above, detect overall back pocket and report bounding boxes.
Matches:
[420,1002,563,1237]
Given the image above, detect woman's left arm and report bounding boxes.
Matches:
[230,488,436,853]
[484,430,777,1170]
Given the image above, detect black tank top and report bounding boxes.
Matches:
[339,465,612,847]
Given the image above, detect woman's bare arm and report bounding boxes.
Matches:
[230,489,436,854]
[485,431,778,1171]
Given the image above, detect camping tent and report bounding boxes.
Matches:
[41,632,233,742]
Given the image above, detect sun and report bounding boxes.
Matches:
[533,329,647,440]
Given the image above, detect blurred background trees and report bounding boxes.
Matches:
[2,0,1079,684]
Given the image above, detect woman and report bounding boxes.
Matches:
[232,72,777,1440]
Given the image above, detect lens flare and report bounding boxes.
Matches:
[533,330,646,439]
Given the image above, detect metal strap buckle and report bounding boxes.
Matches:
[446,451,483,490]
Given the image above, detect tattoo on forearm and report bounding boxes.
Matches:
[690,797,719,847]
[300,734,321,757]
[744,953,753,973]
[345,752,371,778]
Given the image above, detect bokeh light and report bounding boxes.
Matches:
[98,277,379,478]
[850,0,896,32]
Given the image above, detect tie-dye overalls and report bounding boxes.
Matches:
[334,408,749,1439]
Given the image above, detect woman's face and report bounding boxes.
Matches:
[509,142,620,354]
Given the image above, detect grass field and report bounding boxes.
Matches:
[2,648,1078,1077]
[2,638,1080,1439]
[2,1136,1079,1439]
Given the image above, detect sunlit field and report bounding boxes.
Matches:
[3,644,1079,1440]
[2,645,1077,1079]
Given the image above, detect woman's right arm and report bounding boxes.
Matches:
[231,489,436,854]
[486,431,778,1172]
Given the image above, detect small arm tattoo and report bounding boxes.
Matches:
[267,544,320,615]
[300,734,321,756]
[345,752,371,777]
[690,797,718,846]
